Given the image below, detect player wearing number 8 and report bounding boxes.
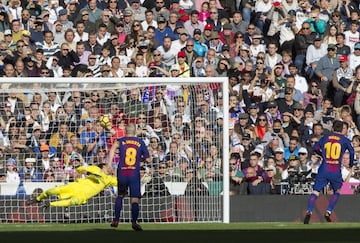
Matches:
[108,123,150,231]
[304,120,355,224]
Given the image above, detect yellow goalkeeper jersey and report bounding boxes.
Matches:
[75,165,117,200]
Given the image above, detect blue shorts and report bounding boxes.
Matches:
[313,173,343,192]
[117,173,141,198]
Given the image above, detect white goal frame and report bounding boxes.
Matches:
[0,77,230,223]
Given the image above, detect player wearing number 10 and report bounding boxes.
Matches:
[304,120,354,224]
[108,123,150,231]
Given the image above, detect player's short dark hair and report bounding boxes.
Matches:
[332,120,344,132]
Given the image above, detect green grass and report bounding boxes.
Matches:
[1,223,360,243]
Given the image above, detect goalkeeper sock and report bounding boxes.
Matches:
[307,193,318,213]
[327,192,340,213]
[114,196,123,221]
[131,202,139,223]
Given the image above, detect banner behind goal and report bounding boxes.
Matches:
[0,78,229,223]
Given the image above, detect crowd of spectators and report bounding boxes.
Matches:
[1,0,360,196]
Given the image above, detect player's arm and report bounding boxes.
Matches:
[76,165,88,174]
[108,140,120,166]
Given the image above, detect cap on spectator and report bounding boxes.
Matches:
[249,103,258,109]
[178,51,186,58]
[216,112,223,120]
[23,56,35,63]
[239,113,249,119]
[288,155,299,161]
[71,153,81,161]
[254,144,264,155]
[171,0,180,3]
[242,133,251,140]
[33,125,42,131]
[285,87,293,94]
[266,165,277,174]
[116,21,124,27]
[267,100,277,108]
[175,22,184,29]
[223,23,232,30]
[58,9,67,16]
[275,147,284,153]
[6,158,16,166]
[25,158,36,163]
[130,0,140,3]
[209,31,219,40]
[327,44,337,50]
[4,29,12,36]
[298,147,308,154]
[138,41,148,47]
[273,1,281,7]
[123,9,132,16]
[293,103,304,110]
[204,24,213,31]
[304,104,314,114]
[314,34,321,41]
[179,29,188,35]
[40,144,50,152]
[193,28,202,35]
[339,55,348,62]
[157,16,166,23]
[240,44,250,51]
[355,42,360,49]
[22,30,31,37]
[222,44,230,52]
[253,34,263,39]
[288,9,296,16]
[85,117,94,123]
[170,64,180,71]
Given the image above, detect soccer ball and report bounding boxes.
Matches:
[99,114,111,128]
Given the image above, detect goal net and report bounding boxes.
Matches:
[0,78,229,223]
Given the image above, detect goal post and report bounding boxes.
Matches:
[0,77,229,223]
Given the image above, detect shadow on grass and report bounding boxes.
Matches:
[2,229,359,243]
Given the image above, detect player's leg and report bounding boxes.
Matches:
[325,178,343,222]
[304,176,326,224]
[36,185,64,201]
[129,178,142,231]
[50,197,81,207]
[111,179,128,228]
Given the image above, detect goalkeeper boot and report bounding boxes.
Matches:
[324,211,332,222]
[26,197,40,206]
[132,222,143,231]
[110,220,119,228]
[304,211,312,224]
[40,201,50,210]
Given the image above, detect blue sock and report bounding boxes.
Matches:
[131,202,139,223]
[114,196,123,221]
[327,192,340,213]
[307,193,318,213]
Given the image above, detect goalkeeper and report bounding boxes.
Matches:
[27,164,117,208]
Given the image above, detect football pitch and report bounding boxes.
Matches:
[1,223,360,243]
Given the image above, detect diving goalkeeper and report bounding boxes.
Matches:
[27,165,117,208]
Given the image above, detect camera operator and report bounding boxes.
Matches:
[341,151,360,183]
[313,98,336,132]
[262,119,290,148]
[281,155,301,182]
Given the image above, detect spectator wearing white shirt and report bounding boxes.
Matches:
[305,35,327,80]
[141,9,158,30]
[349,42,360,72]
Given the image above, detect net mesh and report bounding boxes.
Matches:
[0,78,227,223]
